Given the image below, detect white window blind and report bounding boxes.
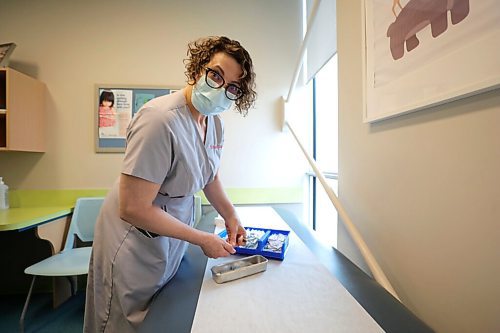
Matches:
[305,0,337,82]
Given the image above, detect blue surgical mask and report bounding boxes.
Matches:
[191,78,233,116]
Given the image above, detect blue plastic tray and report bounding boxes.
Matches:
[218,227,290,260]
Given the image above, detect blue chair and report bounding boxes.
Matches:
[19,197,104,333]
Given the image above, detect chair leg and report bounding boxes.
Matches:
[20,275,37,333]
[67,275,76,296]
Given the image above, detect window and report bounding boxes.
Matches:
[298,0,338,247]
[307,54,338,247]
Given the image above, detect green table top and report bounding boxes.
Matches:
[0,189,109,232]
[0,205,73,231]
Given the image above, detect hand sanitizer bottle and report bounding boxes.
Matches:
[0,177,9,209]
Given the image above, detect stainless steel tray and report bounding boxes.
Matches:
[211,255,268,284]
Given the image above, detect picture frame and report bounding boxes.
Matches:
[95,84,180,153]
[363,0,500,123]
[0,42,16,68]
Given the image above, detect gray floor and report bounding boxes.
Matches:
[0,291,85,333]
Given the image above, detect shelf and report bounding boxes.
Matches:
[0,112,5,148]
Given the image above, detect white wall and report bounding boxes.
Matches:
[0,0,305,192]
[337,1,500,332]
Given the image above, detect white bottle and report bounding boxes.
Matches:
[0,177,9,209]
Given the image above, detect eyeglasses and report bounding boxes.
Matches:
[204,67,244,101]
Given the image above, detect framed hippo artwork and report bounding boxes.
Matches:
[363,0,500,122]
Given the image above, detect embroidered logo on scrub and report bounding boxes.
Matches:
[209,145,223,150]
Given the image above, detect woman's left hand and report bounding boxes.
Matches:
[225,216,246,247]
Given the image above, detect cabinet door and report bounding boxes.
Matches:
[0,70,7,148]
[0,68,46,152]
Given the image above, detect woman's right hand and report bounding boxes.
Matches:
[199,233,236,258]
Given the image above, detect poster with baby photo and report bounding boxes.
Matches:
[95,85,176,153]
[98,89,133,139]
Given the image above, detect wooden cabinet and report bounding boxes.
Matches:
[0,67,46,152]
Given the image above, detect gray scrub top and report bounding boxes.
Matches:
[84,89,224,333]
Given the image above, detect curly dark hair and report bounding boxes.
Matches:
[184,36,257,116]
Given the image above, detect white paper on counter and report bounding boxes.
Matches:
[190,207,385,333]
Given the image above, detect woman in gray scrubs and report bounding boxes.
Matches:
[84,36,257,332]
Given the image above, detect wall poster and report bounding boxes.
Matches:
[95,85,178,152]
